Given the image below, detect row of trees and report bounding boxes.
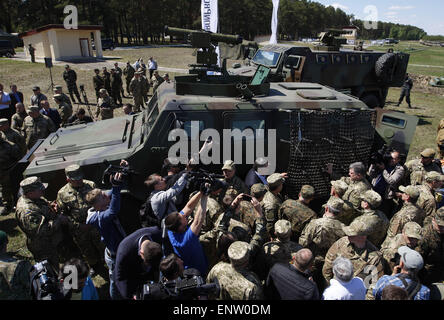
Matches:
[0,0,430,44]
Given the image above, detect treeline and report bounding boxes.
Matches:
[0,0,430,44]
[422,35,444,42]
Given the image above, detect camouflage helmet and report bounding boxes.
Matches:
[325,197,344,214]
[27,105,39,113]
[343,219,371,237]
[250,183,267,198]
[300,185,315,199]
[222,160,235,171]
[267,173,284,188]
[399,185,420,201]
[420,148,436,158]
[434,207,444,227]
[330,180,348,196]
[402,222,422,240]
[225,187,239,198]
[360,190,382,208]
[65,164,84,180]
[228,241,250,266]
[20,176,48,193]
[425,171,444,183]
[274,219,292,239]
[54,85,63,91]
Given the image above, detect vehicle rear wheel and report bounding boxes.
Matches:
[375,53,396,84]
[6,52,12,58]
[361,94,380,109]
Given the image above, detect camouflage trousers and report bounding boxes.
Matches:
[71,224,105,267]
[0,174,14,209]
[133,95,145,113]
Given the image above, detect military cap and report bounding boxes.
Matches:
[53,94,63,100]
[398,246,424,270]
[330,180,348,196]
[360,189,382,208]
[250,183,267,198]
[399,185,420,200]
[27,105,39,113]
[300,185,315,199]
[99,88,108,94]
[0,230,7,248]
[421,148,436,158]
[65,164,84,180]
[222,160,235,171]
[32,86,40,91]
[402,222,422,240]
[228,241,250,266]
[326,197,344,214]
[343,220,371,237]
[255,157,268,168]
[20,176,48,193]
[224,187,239,198]
[65,64,70,68]
[434,207,444,226]
[267,173,284,188]
[274,220,292,238]
[425,171,444,183]
[54,85,63,90]
[0,118,9,126]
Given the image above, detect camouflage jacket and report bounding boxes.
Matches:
[11,112,27,135]
[58,93,72,107]
[1,128,27,157]
[63,69,77,85]
[0,137,21,176]
[352,209,389,248]
[322,236,385,286]
[386,202,424,239]
[190,194,224,234]
[279,199,317,241]
[417,184,437,222]
[57,102,73,125]
[15,196,61,242]
[380,234,421,271]
[0,253,32,300]
[56,180,96,230]
[207,262,264,300]
[262,191,283,236]
[93,75,104,91]
[23,114,56,149]
[341,177,372,212]
[331,196,357,225]
[151,74,164,92]
[406,158,442,186]
[299,215,345,260]
[418,224,444,276]
[129,78,146,96]
[238,200,258,231]
[111,73,122,90]
[123,66,135,81]
[96,96,116,120]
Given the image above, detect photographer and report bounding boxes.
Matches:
[86,160,128,299]
[373,246,430,300]
[164,190,208,277]
[60,258,98,300]
[368,150,405,217]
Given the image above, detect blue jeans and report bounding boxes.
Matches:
[104,248,121,300]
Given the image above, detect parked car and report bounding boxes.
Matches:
[0,40,15,57]
[92,38,115,51]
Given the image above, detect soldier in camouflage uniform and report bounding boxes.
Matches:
[417,171,444,225]
[240,183,267,231]
[0,118,26,157]
[257,219,302,280]
[15,177,67,268]
[23,106,56,150]
[207,241,264,300]
[113,62,125,97]
[53,94,73,126]
[418,207,444,286]
[63,65,81,104]
[262,173,285,238]
[52,85,72,109]
[279,185,317,242]
[322,220,386,299]
[384,185,424,241]
[129,72,146,112]
[151,70,164,93]
[327,179,356,225]
[123,62,135,96]
[56,165,104,269]
[11,103,27,135]
[405,148,442,186]
[0,134,21,215]
[219,160,248,201]
[95,89,116,121]
[352,190,389,247]
[341,162,372,213]
[93,69,105,102]
[0,231,32,300]
[380,221,422,272]
[102,67,112,96]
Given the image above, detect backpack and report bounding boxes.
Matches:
[139,194,162,228]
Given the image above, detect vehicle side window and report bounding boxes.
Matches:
[285,55,302,70]
[231,119,265,140]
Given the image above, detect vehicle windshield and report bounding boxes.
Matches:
[252,50,281,67]
[146,93,159,132]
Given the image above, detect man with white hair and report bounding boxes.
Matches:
[322,256,366,300]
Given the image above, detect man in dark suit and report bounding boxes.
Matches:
[8,85,23,122]
[114,227,164,300]
[40,100,62,129]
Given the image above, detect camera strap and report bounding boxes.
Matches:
[397,273,422,300]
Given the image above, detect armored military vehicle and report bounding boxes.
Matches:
[15,27,417,234]
[229,29,410,109]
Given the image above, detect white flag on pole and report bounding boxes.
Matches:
[201,0,220,68]
[270,0,280,44]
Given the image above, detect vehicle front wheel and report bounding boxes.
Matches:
[361,94,380,109]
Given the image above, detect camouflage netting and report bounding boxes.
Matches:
[286,109,377,199]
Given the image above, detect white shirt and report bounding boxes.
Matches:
[322,277,366,300]
[148,60,157,70]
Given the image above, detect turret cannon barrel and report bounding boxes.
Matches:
[164,26,243,46]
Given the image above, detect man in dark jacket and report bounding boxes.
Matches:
[114,227,163,299]
[244,157,269,192]
[265,248,319,300]
[397,73,413,108]
[8,85,23,122]
[63,65,81,104]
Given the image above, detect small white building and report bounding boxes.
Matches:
[19,24,103,61]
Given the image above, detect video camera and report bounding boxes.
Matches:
[138,269,220,300]
[30,260,68,300]
[369,145,393,167]
[187,168,226,195]
[102,160,139,186]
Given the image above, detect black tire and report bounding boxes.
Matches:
[375,53,396,83]
[6,52,12,58]
[361,94,380,109]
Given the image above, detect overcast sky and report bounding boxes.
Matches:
[313,0,444,35]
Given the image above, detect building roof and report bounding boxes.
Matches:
[19,24,102,38]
